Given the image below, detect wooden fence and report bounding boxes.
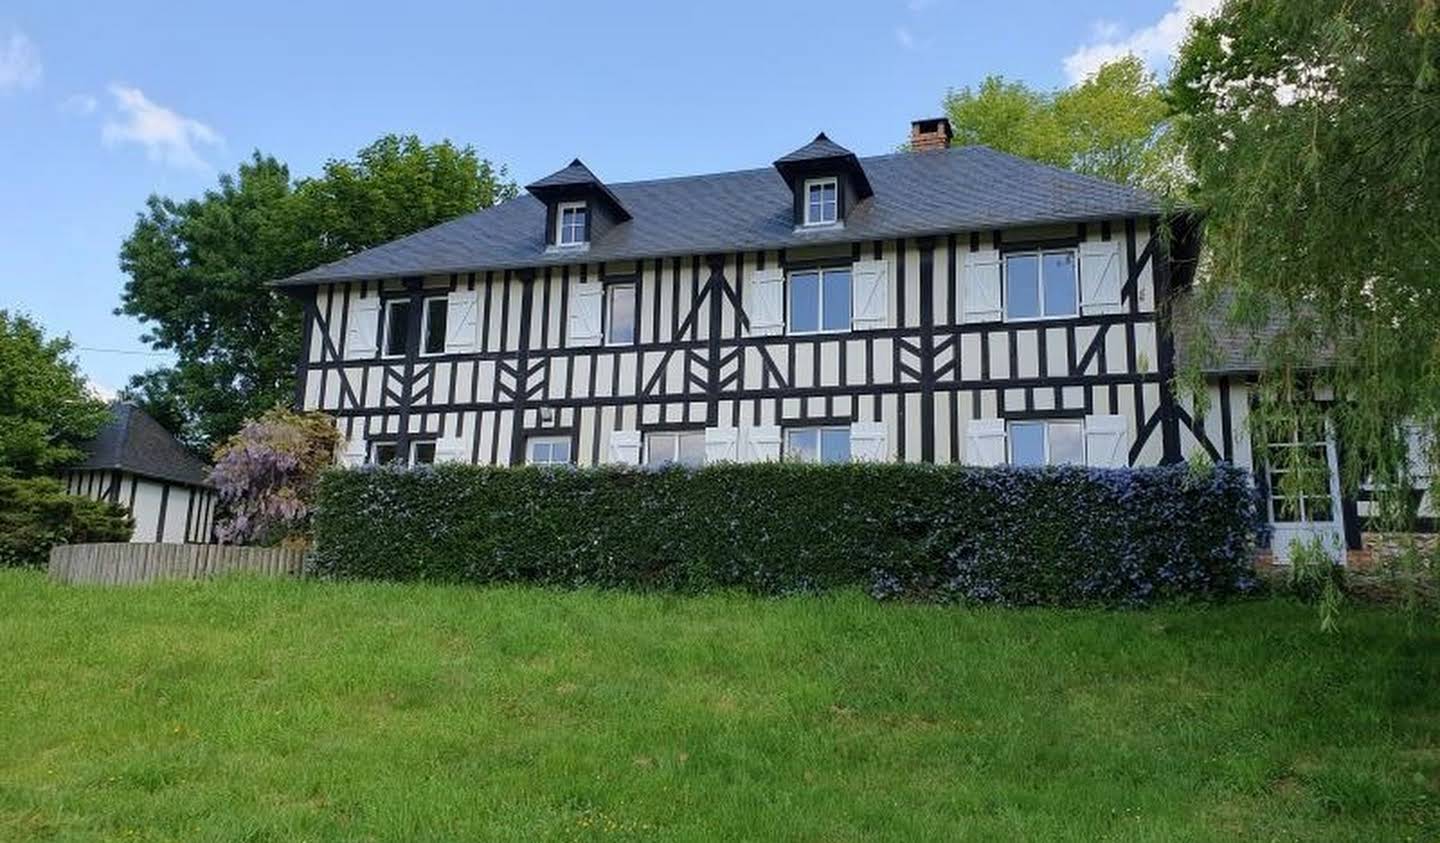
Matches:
[48,543,305,585]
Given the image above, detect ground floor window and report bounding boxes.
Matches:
[1265,420,1336,523]
[1008,420,1084,466]
[645,430,705,467]
[410,441,437,465]
[527,435,572,466]
[785,427,851,464]
[370,441,401,465]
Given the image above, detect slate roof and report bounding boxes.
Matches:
[72,402,211,487]
[774,132,857,164]
[1173,287,1332,374]
[526,158,605,190]
[277,144,1160,287]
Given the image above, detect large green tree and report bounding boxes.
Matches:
[943,56,1182,194]
[0,311,111,477]
[1171,1,1439,532]
[119,135,517,448]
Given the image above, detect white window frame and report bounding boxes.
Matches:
[1003,248,1080,322]
[787,266,852,335]
[381,299,411,359]
[802,177,838,226]
[419,294,448,357]
[556,201,588,247]
[784,426,852,464]
[1007,419,1086,466]
[644,430,705,467]
[527,435,573,466]
[1264,421,1341,525]
[605,282,637,346]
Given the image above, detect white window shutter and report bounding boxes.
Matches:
[345,296,380,359]
[569,282,603,346]
[961,249,1002,323]
[340,435,367,467]
[705,426,740,463]
[608,430,642,466]
[850,421,889,462]
[1080,241,1123,315]
[1084,414,1129,468]
[965,418,1008,466]
[745,269,785,336]
[744,425,782,462]
[851,259,889,330]
[434,435,468,464]
[445,288,481,354]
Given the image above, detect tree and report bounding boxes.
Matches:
[0,475,133,568]
[943,56,1183,194]
[208,407,341,546]
[1171,1,1439,605]
[0,310,111,476]
[119,135,517,448]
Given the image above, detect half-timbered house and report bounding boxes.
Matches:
[275,117,1373,561]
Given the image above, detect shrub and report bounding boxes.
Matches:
[311,462,1261,606]
[209,407,341,546]
[0,474,133,568]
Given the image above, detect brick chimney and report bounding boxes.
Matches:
[909,117,952,152]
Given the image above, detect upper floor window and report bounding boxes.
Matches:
[557,201,588,246]
[1008,420,1084,466]
[645,430,705,468]
[527,435,572,466]
[803,178,838,226]
[382,295,447,357]
[786,426,851,464]
[789,267,851,334]
[1006,249,1078,320]
[606,282,636,344]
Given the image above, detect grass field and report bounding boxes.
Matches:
[1,569,1437,841]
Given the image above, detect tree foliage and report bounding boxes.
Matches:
[209,407,341,546]
[943,56,1183,194]
[0,311,111,477]
[0,475,133,568]
[119,135,517,448]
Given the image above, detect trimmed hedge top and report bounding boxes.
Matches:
[311,462,1262,606]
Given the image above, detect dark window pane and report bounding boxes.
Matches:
[789,272,820,332]
[1006,255,1040,319]
[372,443,400,465]
[820,428,851,464]
[412,442,436,465]
[423,298,446,354]
[1010,422,1045,466]
[385,301,411,356]
[1042,251,1078,316]
[1308,496,1334,521]
[822,269,851,331]
[607,284,636,344]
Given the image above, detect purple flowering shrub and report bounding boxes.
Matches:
[209,408,340,545]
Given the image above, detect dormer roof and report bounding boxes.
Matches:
[773,132,873,199]
[525,158,632,221]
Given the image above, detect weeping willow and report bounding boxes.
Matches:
[1170,0,1440,626]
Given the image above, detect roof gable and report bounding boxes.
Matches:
[73,403,211,487]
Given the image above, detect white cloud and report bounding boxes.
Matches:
[85,377,117,403]
[0,29,42,92]
[895,26,916,50]
[60,92,96,115]
[1063,0,1223,82]
[101,84,222,170]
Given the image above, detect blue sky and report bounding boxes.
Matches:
[0,0,1211,396]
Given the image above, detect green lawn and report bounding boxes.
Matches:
[1,570,1436,841]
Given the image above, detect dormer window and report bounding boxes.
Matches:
[557,201,588,246]
[804,178,838,226]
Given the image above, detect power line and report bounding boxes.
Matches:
[75,346,171,356]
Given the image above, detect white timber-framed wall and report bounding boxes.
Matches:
[60,468,217,544]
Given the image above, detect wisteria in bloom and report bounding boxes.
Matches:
[209,408,340,545]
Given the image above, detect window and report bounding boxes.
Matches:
[1005,249,1078,320]
[606,283,636,345]
[788,267,851,333]
[803,178,838,225]
[410,441,437,465]
[785,427,851,464]
[645,430,705,467]
[527,436,572,466]
[557,201,588,246]
[382,300,411,357]
[1265,420,1336,522]
[1008,420,1085,466]
[370,442,401,465]
[421,297,447,355]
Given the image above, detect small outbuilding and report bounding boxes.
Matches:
[61,402,217,544]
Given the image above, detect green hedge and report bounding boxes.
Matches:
[311,462,1261,606]
[0,474,134,568]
